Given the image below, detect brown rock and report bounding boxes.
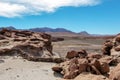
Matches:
[58,60,70,76]
[52,64,62,72]
[115,45,120,51]
[63,58,79,79]
[90,59,101,74]
[102,34,120,56]
[99,56,117,66]
[102,40,113,55]
[87,53,102,59]
[109,63,120,80]
[66,51,78,59]
[78,49,87,58]
[78,59,88,73]
[115,35,120,43]
[0,29,61,62]
[100,62,109,74]
[52,53,111,79]
[74,72,109,80]
[64,63,79,79]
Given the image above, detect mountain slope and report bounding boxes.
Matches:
[29,27,73,33]
[0,26,92,36]
[0,26,16,30]
[78,31,90,36]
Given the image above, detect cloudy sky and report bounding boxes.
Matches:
[0,0,120,34]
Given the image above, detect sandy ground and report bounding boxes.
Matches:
[0,38,105,80]
[52,39,103,57]
[0,56,62,80]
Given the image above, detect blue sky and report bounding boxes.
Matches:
[0,0,120,34]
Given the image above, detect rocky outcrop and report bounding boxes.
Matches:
[0,29,62,62]
[109,63,120,80]
[102,40,113,55]
[52,50,111,79]
[102,34,120,56]
[52,34,120,80]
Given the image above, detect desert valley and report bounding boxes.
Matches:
[0,0,119,80]
[0,27,120,80]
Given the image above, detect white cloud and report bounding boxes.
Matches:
[0,0,101,18]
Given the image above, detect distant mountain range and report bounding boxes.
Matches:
[29,27,74,33]
[0,26,16,30]
[0,26,88,33]
[0,26,110,37]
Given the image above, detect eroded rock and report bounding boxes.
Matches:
[0,29,61,62]
[66,51,78,59]
[56,34,120,80]
[66,50,88,59]
[102,34,120,56]
[109,63,120,80]
[52,54,110,79]
[102,40,113,55]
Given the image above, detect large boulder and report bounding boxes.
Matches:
[66,50,88,59]
[66,50,78,59]
[0,29,61,62]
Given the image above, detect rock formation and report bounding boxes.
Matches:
[0,29,62,62]
[102,34,120,56]
[109,63,120,80]
[52,50,111,79]
[52,33,120,80]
